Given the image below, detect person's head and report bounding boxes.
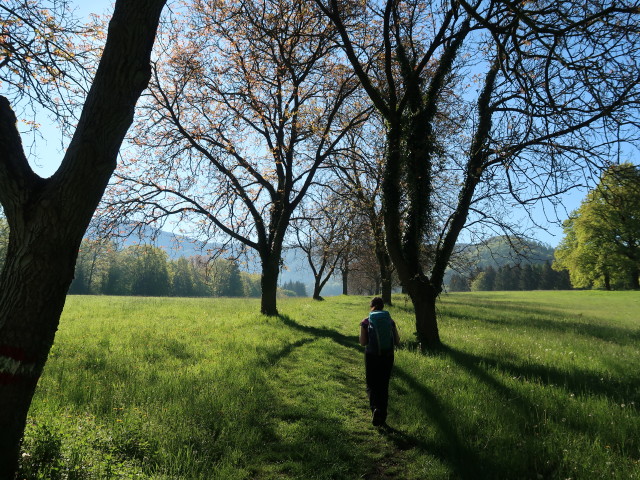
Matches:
[370,297,384,311]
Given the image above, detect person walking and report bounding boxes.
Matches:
[359,297,400,426]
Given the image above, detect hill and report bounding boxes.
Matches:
[460,235,555,270]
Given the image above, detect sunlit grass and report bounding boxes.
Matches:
[20,292,640,479]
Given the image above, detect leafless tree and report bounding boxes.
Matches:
[99,0,367,315]
[330,118,396,304]
[292,189,355,299]
[315,0,640,348]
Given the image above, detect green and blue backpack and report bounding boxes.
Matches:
[367,310,394,355]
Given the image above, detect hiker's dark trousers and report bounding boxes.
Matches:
[365,352,394,417]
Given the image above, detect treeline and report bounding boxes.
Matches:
[280,280,307,297]
[67,239,306,298]
[449,261,571,292]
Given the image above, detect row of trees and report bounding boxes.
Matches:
[67,239,313,298]
[68,240,255,298]
[449,262,571,292]
[2,1,640,474]
[281,280,308,297]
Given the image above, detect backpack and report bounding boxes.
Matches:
[367,310,394,354]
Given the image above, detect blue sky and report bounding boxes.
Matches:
[21,0,638,248]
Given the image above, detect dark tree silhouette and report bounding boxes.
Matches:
[0,1,166,475]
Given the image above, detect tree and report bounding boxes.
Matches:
[331,119,395,304]
[68,238,114,294]
[518,264,537,291]
[102,246,134,296]
[470,271,487,292]
[129,245,170,296]
[471,265,496,291]
[315,0,640,347]
[241,271,262,297]
[100,0,366,316]
[0,0,92,132]
[448,273,470,292]
[282,280,307,296]
[211,259,245,297]
[0,1,166,475]
[292,190,354,300]
[170,257,196,297]
[346,229,391,295]
[496,265,520,291]
[554,164,640,289]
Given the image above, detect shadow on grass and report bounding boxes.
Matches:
[276,312,640,478]
[257,337,318,367]
[441,343,640,404]
[277,314,362,351]
[390,365,498,479]
[442,298,640,347]
[393,295,639,347]
[276,314,494,479]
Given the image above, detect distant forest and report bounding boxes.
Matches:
[447,237,571,292]
[449,261,571,292]
[66,239,307,298]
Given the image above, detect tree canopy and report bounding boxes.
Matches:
[99,0,367,315]
[554,163,640,290]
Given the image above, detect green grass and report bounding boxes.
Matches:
[20,291,640,479]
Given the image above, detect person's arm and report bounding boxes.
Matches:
[392,323,400,346]
[359,324,368,346]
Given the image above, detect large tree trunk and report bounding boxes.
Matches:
[0,226,80,477]
[312,278,324,300]
[381,275,392,306]
[260,253,280,315]
[377,251,393,306]
[0,1,166,476]
[341,262,349,295]
[405,280,440,349]
[382,120,443,349]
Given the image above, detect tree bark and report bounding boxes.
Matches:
[376,248,393,306]
[405,280,440,350]
[0,1,166,476]
[312,281,324,300]
[381,274,392,306]
[0,220,80,477]
[260,253,280,315]
[341,258,349,295]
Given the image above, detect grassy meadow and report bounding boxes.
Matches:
[19,291,640,479]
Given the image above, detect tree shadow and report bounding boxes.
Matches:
[257,337,318,367]
[441,343,640,404]
[389,365,498,479]
[443,299,640,347]
[276,314,495,479]
[277,314,362,351]
[275,308,640,478]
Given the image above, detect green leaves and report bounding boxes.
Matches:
[554,164,640,290]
